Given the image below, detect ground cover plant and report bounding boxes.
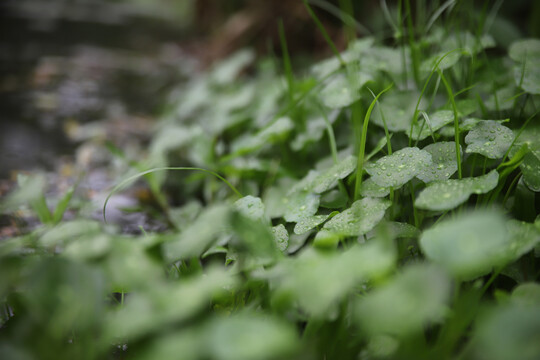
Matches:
[1,1,540,359]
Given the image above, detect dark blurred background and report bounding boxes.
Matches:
[0,0,538,179]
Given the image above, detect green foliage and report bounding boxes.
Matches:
[1,2,540,360]
[416,170,499,211]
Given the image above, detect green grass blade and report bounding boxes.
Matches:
[31,195,52,225]
[303,0,346,67]
[319,105,339,165]
[278,19,295,104]
[52,182,77,224]
[103,167,243,222]
[354,83,394,201]
[438,69,462,179]
[368,88,393,155]
[409,49,464,147]
[338,0,356,42]
[405,0,420,86]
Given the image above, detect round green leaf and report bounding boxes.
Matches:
[234,196,266,223]
[467,304,540,360]
[514,61,540,95]
[271,242,396,316]
[366,147,432,188]
[163,204,231,262]
[323,197,391,236]
[509,38,540,63]
[420,51,462,72]
[521,150,540,192]
[288,156,357,196]
[372,91,424,132]
[485,86,516,111]
[419,209,509,279]
[294,214,330,235]
[320,72,372,109]
[283,191,320,223]
[417,142,461,183]
[465,120,515,159]
[416,170,499,211]
[311,155,357,194]
[505,220,540,261]
[291,111,338,151]
[356,264,451,337]
[406,110,454,141]
[442,32,495,55]
[232,117,294,154]
[511,283,540,306]
[360,178,391,197]
[207,312,299,360]
[271,224,289,252]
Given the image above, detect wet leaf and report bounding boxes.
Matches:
[416,170,499,211]
[323,197,391,236]
[372,90,424,132]
[406,110,454,141]
[373,222,421,239]
[310,155,357,194]
[505,220,540,261]
[442,32,495,55]
[366,147,432,188]
[521,150,540,192]
[441,98,478,117]
[232,117,294,154]
[465,120,515,159]
[283,191,320,223]
[514,61,540,95]
[320,189,349,208]
[291,110,338,151]
[293,214,330,235]
[356,264,451,337]
[234,196,266,223]
[262,179,294,219]
[485,86,516,111]
[360,178,391,197]
[271,224,289,251]
[508,38,540,63]
[421,51,462,72]
[319,72,372,109]
[311,38,373,79]
[417,142,461,183]
[419,209,509,279]
[365,46,408,77]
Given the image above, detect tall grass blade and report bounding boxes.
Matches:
[354,83,394,200]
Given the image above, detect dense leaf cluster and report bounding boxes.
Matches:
[1,2,540,360]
